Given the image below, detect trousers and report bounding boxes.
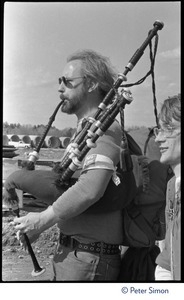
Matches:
[51,242,121,281]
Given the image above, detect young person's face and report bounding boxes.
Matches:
[155,119,181,168]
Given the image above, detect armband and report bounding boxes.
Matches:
[81,154,115,173]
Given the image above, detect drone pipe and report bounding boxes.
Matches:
[57,20,164,172]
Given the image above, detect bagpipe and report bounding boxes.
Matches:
[3,21,164,277]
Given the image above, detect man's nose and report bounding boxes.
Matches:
[58,81,65,93]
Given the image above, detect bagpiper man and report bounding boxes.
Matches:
[12,50,136,281]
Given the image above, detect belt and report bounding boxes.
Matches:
[59,233,120,255]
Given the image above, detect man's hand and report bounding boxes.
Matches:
[13,211,42,235]
[13,206,60,244]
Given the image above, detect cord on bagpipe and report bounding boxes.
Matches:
[120,26,159,128]
[143,33,160,156]
[119,29,161,190]
[119,25,160,157]
[119,107,133,172]
[3,20,164,276]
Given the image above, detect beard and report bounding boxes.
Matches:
[61,89,87,115]
[61,98,80,115]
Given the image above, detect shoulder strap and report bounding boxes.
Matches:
[124,204,156,247]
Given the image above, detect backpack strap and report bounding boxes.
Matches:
[131,155,150,192]
[138,156,150,192]
[143,127,155,156]
[123,203,156,247]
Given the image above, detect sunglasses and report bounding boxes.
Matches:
[58,76,85,87]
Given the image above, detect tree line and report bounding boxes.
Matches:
[3,122,146,137]
[3,122,76,137]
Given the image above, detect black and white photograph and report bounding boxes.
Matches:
[2,1,181,299]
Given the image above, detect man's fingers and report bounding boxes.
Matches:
[14,223,25,231]
[13,216,25,224]
[13,216,27,232]
[16,230,27,250]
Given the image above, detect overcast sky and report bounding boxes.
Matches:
[3,2,180,130]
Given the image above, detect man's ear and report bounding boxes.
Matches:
[88,80,99,93]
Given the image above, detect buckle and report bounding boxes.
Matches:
[59,234,70,246]
[59,233,77,248]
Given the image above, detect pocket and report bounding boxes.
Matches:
[74,250,100,264]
